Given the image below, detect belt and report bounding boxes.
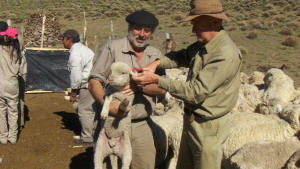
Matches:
[131,117,148,123]
[184,108,204,118]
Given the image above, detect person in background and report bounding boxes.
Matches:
[59,29,95,146]
[88,10,166,168]
[0,28,27,145]
[132,0,242,168]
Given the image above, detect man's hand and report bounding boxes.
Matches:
[122,80,139,96]
[142,60,161,73]
[70,95,78,102]
[109,102,130,118]
[132,71,160,86]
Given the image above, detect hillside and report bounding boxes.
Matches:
[2,0,300,86]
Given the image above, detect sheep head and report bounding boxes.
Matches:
[108,62,133,91]
[280,103,300,131]
[258,93,283,115]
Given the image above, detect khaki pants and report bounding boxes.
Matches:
[77,88,95,142]
[101,119,156,169]
[176,113,231,169]
[0,79,19,143]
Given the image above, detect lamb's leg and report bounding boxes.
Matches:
[119,98,131,112]
[110,155,118,169]
[94,130,113,169]
[101,95,113,119]
[120,131,132,169]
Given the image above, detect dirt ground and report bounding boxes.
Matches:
[0,93,94,169]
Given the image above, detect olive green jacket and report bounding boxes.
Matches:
[158,30,242,119]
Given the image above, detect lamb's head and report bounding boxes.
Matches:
[258,92,283,115]
[248,71,264,84]
[108,62,133,90]
[264,68,287,87]
[279,103,300,131]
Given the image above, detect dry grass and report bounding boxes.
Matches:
[174,13,185,21]
[285,22,300,30]
[181,22,190,27]
[272,15,286,22]
[246,30,258,39]
[279,27,295,36]
[226,26,236,31]
[281,36,298,47]
[239,46,249,55]
[268,21,279,29]
[251,21,263,29]
[240,26,248,31]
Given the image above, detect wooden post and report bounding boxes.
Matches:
[83,11,87,46]
[94,35,98,52]
[40,15,46,48]
[20,26,24,47]
[109,36,111,42]
[165,33,171,53]
[111,19,114,40]
[6,19,11,27]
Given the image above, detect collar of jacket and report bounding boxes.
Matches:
[202,29,226,55]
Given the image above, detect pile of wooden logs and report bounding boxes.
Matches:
[23,12,61,48]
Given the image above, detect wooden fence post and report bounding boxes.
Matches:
[40,15,46,48]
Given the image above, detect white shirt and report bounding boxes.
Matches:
[68,43,94,89]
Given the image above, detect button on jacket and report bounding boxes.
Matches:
[157,30,242,119]
[68,42,94,89]
[89,37,163,120]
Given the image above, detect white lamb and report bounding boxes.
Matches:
[229,136,300,169]
[94,62,135,169]
[259,68,298,115]
[279,103,300,131]
[221,115,295,169]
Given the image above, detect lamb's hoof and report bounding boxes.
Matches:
[101,116,107,120]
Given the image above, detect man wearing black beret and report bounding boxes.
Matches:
[89,10,166,168]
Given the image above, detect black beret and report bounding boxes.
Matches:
[126,10,159,27]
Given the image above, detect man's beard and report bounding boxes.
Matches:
[127,31,150,50]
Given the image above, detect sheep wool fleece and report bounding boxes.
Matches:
[157,30,242,169]
[0,46,26,144]
[90,37,163,168]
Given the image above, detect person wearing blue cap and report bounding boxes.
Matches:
[89,10,166,168]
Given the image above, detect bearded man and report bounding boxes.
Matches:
[88,10,166,169]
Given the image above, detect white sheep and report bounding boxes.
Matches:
[222,115,295,169]
[229,136,300,169]
[150,94,184,167]
[166,122,183,169]
[94,62,135,169]
[248,71,265,86]
[240,72,249,84]
[279,103,300,131]
[153,102,165,116]
[283,148,300,169]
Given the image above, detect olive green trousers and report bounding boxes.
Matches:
[176,113,231,169]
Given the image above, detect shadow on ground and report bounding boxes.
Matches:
[70,147,94,169]
[54,111,81,136]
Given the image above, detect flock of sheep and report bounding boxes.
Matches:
[149,67,300,169]
[94,63,300,169]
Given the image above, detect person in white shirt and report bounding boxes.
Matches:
[60,29,95,146]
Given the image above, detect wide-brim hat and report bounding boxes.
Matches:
[183,0,231,22]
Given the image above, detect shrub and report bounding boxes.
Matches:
[251,21,263,29]
[268,9,279,15]
[233,5,243,12]
[236,13,245,21]
[125,6,134,13]
[284,5,292,11]
[157,9,165,15]
[156,5,165,9]
[246,30,258,39]
[279,27,295,36]
[272,16,286,22]
[237,21,247,26]
[64,12,73,19]
[174,14,185,21]
[239,46,249,55]
[268,21,279,29]
[281,36,298,47]
[141,5,150,10]
[250,12,260,18]
[181,22,190,27]
[262,12,270,17]
[225,10,235,17]
[168,24,177,28]
[285,22,300,30]
[263,3,274,11]
[226,26,236,31]
[157,25,163,30]
[241,26,248,31]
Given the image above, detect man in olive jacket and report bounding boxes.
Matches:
[132,0,242,168]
